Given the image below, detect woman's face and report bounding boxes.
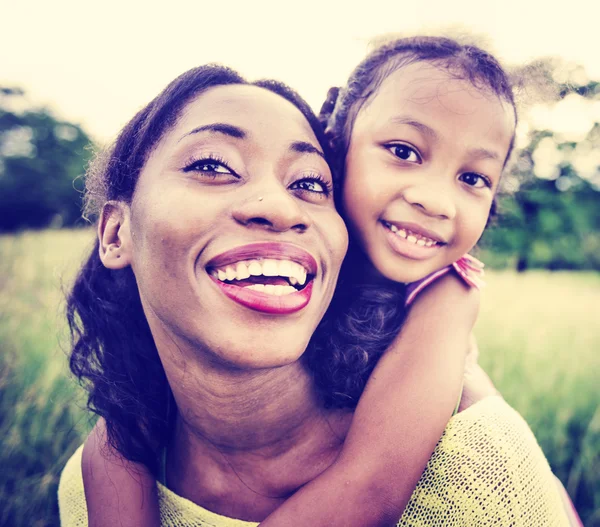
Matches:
[342,62,515,283]
[118,85,348,369]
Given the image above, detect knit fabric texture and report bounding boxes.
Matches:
[58,396,569,526]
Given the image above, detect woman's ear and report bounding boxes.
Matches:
[98,201,132,269]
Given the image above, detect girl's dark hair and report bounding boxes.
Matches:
[306,36,520,407]
[67,65,334,474]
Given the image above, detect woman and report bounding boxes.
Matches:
[59,64,572,526]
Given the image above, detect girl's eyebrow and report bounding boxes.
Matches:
[390,117,438,140]
[467,147,501,161]
[179,123,246,142]
[390,117,501,161]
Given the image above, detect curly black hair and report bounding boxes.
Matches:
[67,65,337,475]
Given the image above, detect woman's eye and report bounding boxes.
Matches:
[183,159,233,175]
[459,172,491,189]
[388,144,421,163]
[290,176,332,197]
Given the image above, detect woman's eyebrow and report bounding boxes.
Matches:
[179,123,246,142]
[290,141,325,160]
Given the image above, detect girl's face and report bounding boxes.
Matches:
[342,61,515,283]
[113,85,348,369]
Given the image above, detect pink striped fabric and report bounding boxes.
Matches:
[405,254,485,306]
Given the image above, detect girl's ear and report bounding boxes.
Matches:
[98,201,133,269]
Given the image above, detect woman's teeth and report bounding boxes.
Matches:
[384,222,438,247]
[210,258,308,294]
[243,284,298,296]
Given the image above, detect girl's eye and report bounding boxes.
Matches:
[289,175,332,198]
[459,172,491,189]
[387,144,421,163]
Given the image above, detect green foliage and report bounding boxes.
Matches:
[0,88,95,231]
[0,230,598,526]
[479,61,600,271]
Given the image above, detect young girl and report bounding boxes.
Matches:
[77,36,570,526]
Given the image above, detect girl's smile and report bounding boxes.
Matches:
[342,61,515,283]
[380,219,446,260]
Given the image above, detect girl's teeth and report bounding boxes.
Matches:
[218,269,227,281]
[386,222,437,246]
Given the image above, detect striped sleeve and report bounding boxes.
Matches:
[405,254,485,306]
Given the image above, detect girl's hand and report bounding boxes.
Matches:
[457,335,500,413]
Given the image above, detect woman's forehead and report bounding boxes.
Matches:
[173,84,317,144]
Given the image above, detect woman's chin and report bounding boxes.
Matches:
[209,344,307,372]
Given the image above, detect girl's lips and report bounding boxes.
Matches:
[380,221,444,260]
[210,276,313,314]
[381,220,446,244]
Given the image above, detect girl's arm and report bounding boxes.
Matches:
[261,273,478,527]
[82,418,161,527]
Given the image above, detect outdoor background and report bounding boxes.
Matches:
[1,1,599,525]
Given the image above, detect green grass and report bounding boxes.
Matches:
[0,229,94,527]
[0,229,599,526]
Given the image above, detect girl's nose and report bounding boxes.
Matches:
[232,188,311,233]
[402,183,456,220]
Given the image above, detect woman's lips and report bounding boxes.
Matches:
[210,276,313,314]
[205,242,318,314]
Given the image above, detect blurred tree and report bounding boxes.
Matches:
[480,62,600,271]
[0,87,94,231]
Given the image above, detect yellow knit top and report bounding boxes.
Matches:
[58,396,569,526]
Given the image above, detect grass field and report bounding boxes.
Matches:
[1,229,599,526]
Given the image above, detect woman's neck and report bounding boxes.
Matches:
[163,352,353,521]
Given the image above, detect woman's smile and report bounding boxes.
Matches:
[125,84,348,369]
[205,241,318,314]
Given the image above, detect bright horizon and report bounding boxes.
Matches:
[2,0,599,143]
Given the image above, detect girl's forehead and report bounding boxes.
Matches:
[368,61,498,113]
[354,61,515,146]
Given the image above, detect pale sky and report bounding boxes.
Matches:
[2,0,599,143]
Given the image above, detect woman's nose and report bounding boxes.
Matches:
[402,182,456,220]
[232,188,311,233]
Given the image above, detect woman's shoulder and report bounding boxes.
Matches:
[58,445,88,526]
[57,444,258,527]
[401,396,569,526]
